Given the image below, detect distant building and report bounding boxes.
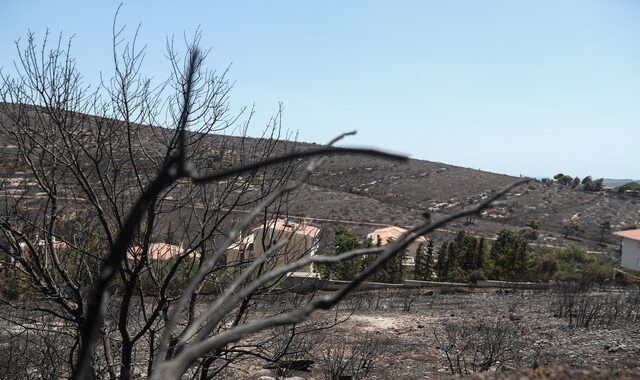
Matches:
[226,219,320,273]
[15,238,69,266]
[127,242,198,263]
[613,229,640,271]
[366,226,427,268]
[19,237,68,255]
[8,235,69,268]
[226,234,256,273]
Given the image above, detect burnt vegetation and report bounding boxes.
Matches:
[0,18,638,380]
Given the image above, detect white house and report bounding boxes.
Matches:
[613,229,640,271]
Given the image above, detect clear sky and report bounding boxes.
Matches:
[2,1,639,179]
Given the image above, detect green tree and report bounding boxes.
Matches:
[592,178,604,191]
[368,237,404,283]
[531,254,560,281]
[475,238,487,270]
[434,241,450,281]
[571,176,581,189]
[415,240,435,280]
[529,245,617,284]
[459,234,479,271]
[580,175,604,191]
[617,182,640,193]
[445,242,458,281]
[316,225,363,280]
[488,229,529,280]
[554,173,573,186]
[333,225,363,280]
[432,232,487,282]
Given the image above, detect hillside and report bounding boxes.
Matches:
[293,152,639,256]
[1,104,638,257]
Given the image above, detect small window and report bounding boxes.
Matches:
[637,257,640,268]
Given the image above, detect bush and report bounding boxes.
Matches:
[551,287,640,328]
[535,256,560,280]
[520,227,539,240]
[555,245,596,267]
[530,245,616,286]
[614,271,629,287]
[467,269,487,283]
[617,182,640,193]
[434,320,525,374]
[553,270,582,284]
[579,263,615,289]
[317,335,384,380]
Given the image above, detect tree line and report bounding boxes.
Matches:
[553,173,604,192]
[320,226,619,285]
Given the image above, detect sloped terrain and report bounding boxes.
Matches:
[301,153,639,255]
[1,103,639,256]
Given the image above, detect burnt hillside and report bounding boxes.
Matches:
[1,103,638,256]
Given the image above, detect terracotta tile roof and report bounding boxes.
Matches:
[613,229,640,241]
[367,225,427,243]
[127,243,198,261]
[264,219,320,238]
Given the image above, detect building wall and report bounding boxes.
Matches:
[366,229,427,281]
[253,226,318,272]
[367,231,425,261]
[621,237,640,271]
[225,235,254,268]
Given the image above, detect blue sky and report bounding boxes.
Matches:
[2,1,639,178]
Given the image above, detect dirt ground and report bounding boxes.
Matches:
[237,287,640,379]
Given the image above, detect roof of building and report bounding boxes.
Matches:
[260,219,321,238]
[228,234,256,251]
[367,225,427,244]
[613,229,640,241]
[127,242,198,261]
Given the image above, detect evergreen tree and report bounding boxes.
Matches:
[581,175,593,190]
[593,178,604,191]
[446,242,457,279]
[415,243,426,280]
[333,225,363,280]
[571,176,581,189]
[316,225,363,280]
[475,237,487,270]
[460,234,479,271]
[453,231,466,254]
[489,229,529,280]
[415,240,435,281]
[369,237,404,283]
[434,241,450,281]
